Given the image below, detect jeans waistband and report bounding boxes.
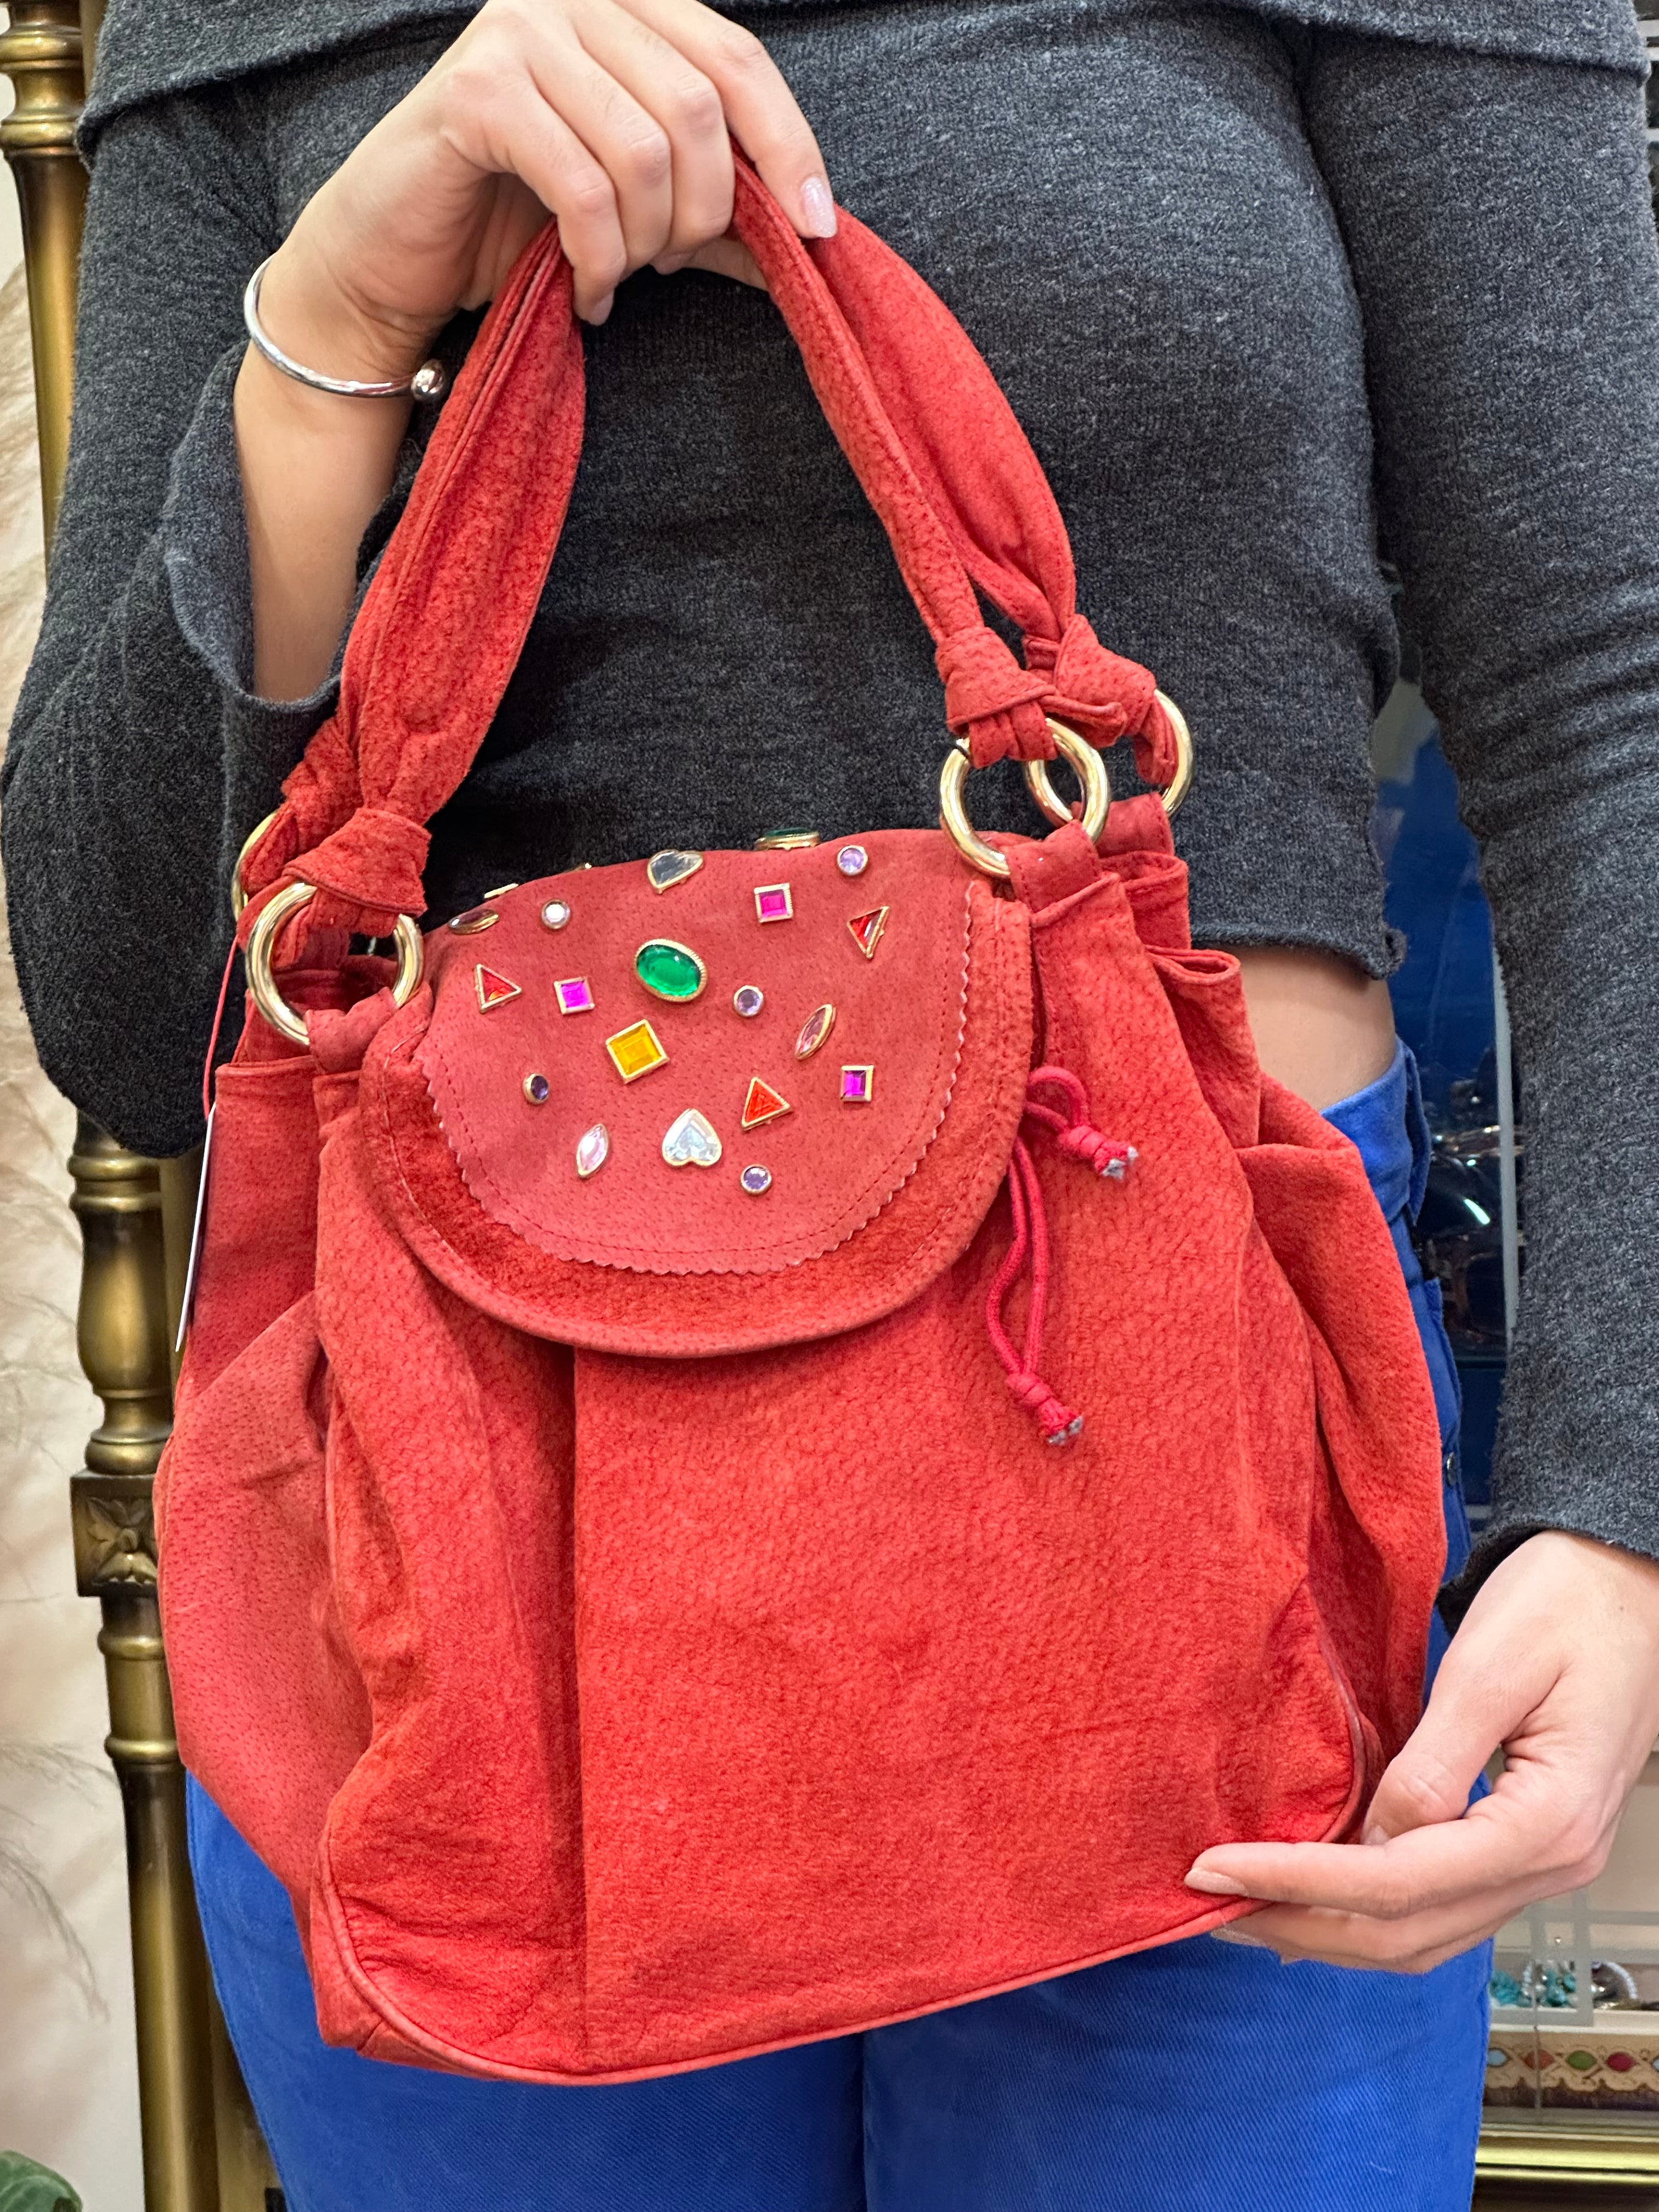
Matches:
[1319,1041,1429,1226]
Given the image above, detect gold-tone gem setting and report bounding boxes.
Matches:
[606,1020,668,1083]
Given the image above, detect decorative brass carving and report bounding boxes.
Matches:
[72,1475,159,1588]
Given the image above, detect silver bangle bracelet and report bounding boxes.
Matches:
[242,256,448,402]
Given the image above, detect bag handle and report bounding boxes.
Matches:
[236,158,1177,944]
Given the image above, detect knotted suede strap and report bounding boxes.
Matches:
[238,159,1173,946]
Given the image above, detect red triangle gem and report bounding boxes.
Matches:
[741,1076,792,1130]
[847,906,889,960]
[474,963,522,1012]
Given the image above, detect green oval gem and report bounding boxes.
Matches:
[1566,2050,1598,2072]
[635,939,706,1002]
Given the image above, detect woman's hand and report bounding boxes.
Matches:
[261,0,833,369]
[1185,1532,1659,1970]
[238,0,831,701]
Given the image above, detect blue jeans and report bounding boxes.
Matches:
[189,1043,1488,2211]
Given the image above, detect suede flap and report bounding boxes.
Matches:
[363,831,1035,1355]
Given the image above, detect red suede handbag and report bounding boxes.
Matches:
[156,164,1446,2084]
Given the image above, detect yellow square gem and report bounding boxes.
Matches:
[605,1019,668,1084]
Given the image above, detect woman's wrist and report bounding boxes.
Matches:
[252,238,448,394]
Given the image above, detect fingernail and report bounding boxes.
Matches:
[1361,1823,1387,1847]
[1184,1865,1249,1896]
[582,290,614,327]
[1210,1925,1268,1949]
[800,175,837,239]
[654,252,689,276]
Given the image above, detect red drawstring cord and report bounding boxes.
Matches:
[1020,1066,1138,1180]
[985,1067,1137,1446]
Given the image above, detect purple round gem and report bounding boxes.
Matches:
[836,844,868,877]
[740,1164,772,1195]
[523,1073,550,1105]
[733,985,764,1018]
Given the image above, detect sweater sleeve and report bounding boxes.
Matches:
[1,82,338,1159]
[1296,32,1659,1587]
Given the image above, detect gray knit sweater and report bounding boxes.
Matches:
[4,0,1658,1594]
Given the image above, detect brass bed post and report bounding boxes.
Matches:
[0,6,273,2205]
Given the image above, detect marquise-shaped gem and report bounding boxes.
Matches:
[794,1003,836,1060]
[447,905,498,935]
[474,963,522,1012]
[662,1108,723,1168]
[634,939,707,1002]
[647,849,704,894]
[740,1076,792,1131]
[847,906,889,961]
[575,1122,610,1178]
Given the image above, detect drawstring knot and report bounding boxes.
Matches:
[1054,1125,1138,1180]
[984,1066,1137,1447]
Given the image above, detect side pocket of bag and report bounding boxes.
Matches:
[159,1291,369,1907]
[1235,1115,1447,1780]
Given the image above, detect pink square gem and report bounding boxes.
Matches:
[754,883,793,924]
[555,976,595,1015]
[840,1064,873,1103]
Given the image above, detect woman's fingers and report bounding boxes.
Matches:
[450,70,630,318]
[563,3,735,263]
[620,0,836,236]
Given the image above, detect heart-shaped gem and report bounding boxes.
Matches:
[662,1108,723,1169]
[647,849,704,894]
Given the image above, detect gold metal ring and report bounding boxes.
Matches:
[939,719,1110,881]
[230,808,282,922]
[245,879,424,1048]
[1024,690,1194,826]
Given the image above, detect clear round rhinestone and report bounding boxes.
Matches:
[740,1164,772,1195]
[733,985,764,1018]
[836,844,869,877]
[540,900,572,931]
